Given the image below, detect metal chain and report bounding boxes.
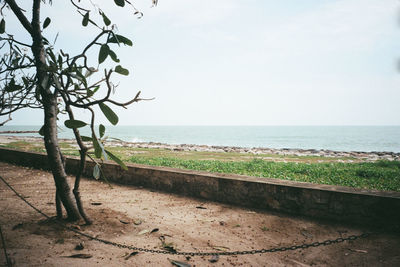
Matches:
[0,174,373,256]
[0,223,12,267]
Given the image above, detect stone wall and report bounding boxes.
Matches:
[1,147,399,229]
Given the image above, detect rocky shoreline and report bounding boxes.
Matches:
[0,134,399,161]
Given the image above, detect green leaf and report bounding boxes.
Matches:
[98,44,109,64]
[22,77,29,87]
[47,48,56,63]
[114,65,129,76]
[99,102,119,125]
[87,89,94,97]
[43,17,51,29]
[114,0,125,7]
[39,125,45,136]
[0,19,5,34]
[5,78,23,92]
[87,85,100,97]
[99,124,105,138]
[64,119,87,129]
[92,85,100,94]
[81,135,92,142]
[52,74,62,90]
[5,84,23,92]
[101,12,111,26]
[58,54,63,69]
[42,37,50,45]
[108,49,120,63]
[92,135,102,158]
[108,34,132,46]
[93,164,101,180]
[105,150,128,170]
[82,12,89,27]
[75,68,87,87]
[11,57,20,67]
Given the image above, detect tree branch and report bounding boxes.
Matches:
[4,0,33,35]
[0,114,11,126]
[0,37,32,47]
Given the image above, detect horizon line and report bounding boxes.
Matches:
[2,124,400,127]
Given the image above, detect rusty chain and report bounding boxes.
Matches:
[0,174,373,256]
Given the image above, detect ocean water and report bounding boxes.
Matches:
[1,125,400,153]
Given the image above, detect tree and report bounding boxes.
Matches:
[0,0,156,223]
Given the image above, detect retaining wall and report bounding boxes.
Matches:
[1,147,399,229]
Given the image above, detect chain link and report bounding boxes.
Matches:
[0,174,373,256]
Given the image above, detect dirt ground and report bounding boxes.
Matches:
[0,162,399,267]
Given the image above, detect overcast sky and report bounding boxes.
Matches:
[4,0,400,126]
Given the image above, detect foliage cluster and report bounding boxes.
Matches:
[0,0,156,222]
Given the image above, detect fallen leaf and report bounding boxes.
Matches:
[301,230,313,238]
[286,258,311,267]
[75,242,85,250]
[138,229,149,235]
[168,258,191,267]
[163,243,177,253]
[160,237,177,253]
[212,246,230,251]
[349,249,368,253]
[125,251,139,260]
[150,228,159,234]
[134,220,142,225]
[209,255,219,263]
[62,254,92,259]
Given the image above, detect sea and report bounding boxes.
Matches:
[1,125,400,153]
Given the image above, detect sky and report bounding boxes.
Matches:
[3,0,400,126]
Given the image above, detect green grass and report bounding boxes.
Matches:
[100,146,357,163]
[2,140,399,192]
[127,156,400,192]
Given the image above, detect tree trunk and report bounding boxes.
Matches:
[30,0,81,221]
[41,95,81,221]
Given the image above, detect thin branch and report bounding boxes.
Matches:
[0,37,32,47]
[67,69,113,108]
[0,64,35,74]
[0,114,11,126]
[107,91,154,108]
[4,0,33,35]
[70,0,90,12]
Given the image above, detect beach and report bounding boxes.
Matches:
[1,134,399,162]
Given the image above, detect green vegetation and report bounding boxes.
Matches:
[1,141,399,192]
[126,156,400,192]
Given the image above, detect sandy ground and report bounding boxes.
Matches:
[0,162,399,267]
